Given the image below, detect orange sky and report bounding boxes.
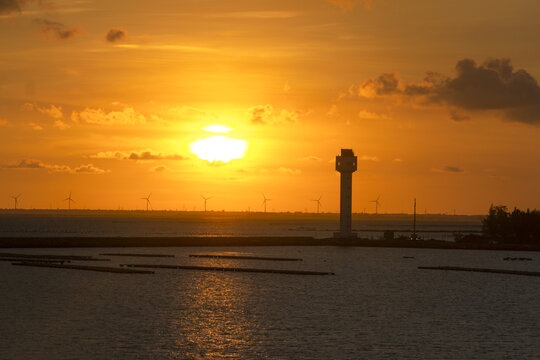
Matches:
[1,0,539,214]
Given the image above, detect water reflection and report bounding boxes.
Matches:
[170,271,257,358]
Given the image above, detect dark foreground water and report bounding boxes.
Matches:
[1,247,539,359]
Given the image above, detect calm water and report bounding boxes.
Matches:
[1,246,539,359]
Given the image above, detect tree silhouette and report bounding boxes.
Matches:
[482,205,540,244]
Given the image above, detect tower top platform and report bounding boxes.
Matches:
[336,148,357,173]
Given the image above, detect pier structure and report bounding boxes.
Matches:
[334,149,357,238]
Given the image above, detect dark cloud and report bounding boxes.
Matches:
[33,18,79,40]
[444,166,464,173]
[358,58,540,125]
[360,72,401,96]
[2,159,45,169]
[106,27,127,43]
[0,0,25,14]
[432,166,464,173]
[92,150,186,161]
[150,165,167,172]
[128,151,185,161]
[1,159,107,174]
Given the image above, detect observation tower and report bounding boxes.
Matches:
[334,149,357,238]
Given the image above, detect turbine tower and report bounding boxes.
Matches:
[201,195,211,212]
[64,192,75,210]
[10,194,21,210]
[140,193,152,211]
[334,149,357,238]
[312,196,322,214]
[370,195,381,214]
[411,197,417,240]
[262,194,271,213]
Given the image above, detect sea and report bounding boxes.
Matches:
[0,211,483,240]
[1,212,539,359]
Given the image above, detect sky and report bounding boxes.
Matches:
[1,0,539,214]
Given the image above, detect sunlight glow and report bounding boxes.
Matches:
[202,125,234,134]
[190,135,248,163]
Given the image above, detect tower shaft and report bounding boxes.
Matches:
[339,172,353,234]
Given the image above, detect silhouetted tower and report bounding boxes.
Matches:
[334,149,357,238]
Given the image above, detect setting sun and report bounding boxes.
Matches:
[189,135,248,163]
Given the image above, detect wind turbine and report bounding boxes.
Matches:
[201,195,211,212]
[64,192,75,210]
[10,194,21,210]
[311,195,322,214]
[369,195,381,214]
[140,193,152,211]
[262,194,271,213]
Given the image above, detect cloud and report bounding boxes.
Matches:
[360,155,380,162]
[29,122,43,130]
[356,58,540,125]
[432,166,464,173]
[91,150,186,161]
[73,164,107,174]
[1,159,107,174]
[278,167,301,175]
[53,119,70,130]
[150,165,167,172]
[0,119,8,126]
[71,107,146,125]
[326,105,340,117]
[2,159,45,169]
[33,18,79,40]
[128,151,186,161]
[392,158,403,162]
[106,27,127,43]
[248,105,300,125]
[358,110,389,120]
[0,0,23,14]
[24,103,64,119]
[358,73,401,98]
[248,105,273,124]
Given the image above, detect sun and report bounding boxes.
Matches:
[189,125,248,163]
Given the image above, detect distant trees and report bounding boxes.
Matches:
[482,205,540,244]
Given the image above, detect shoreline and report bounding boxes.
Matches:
[1,236,539,252]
